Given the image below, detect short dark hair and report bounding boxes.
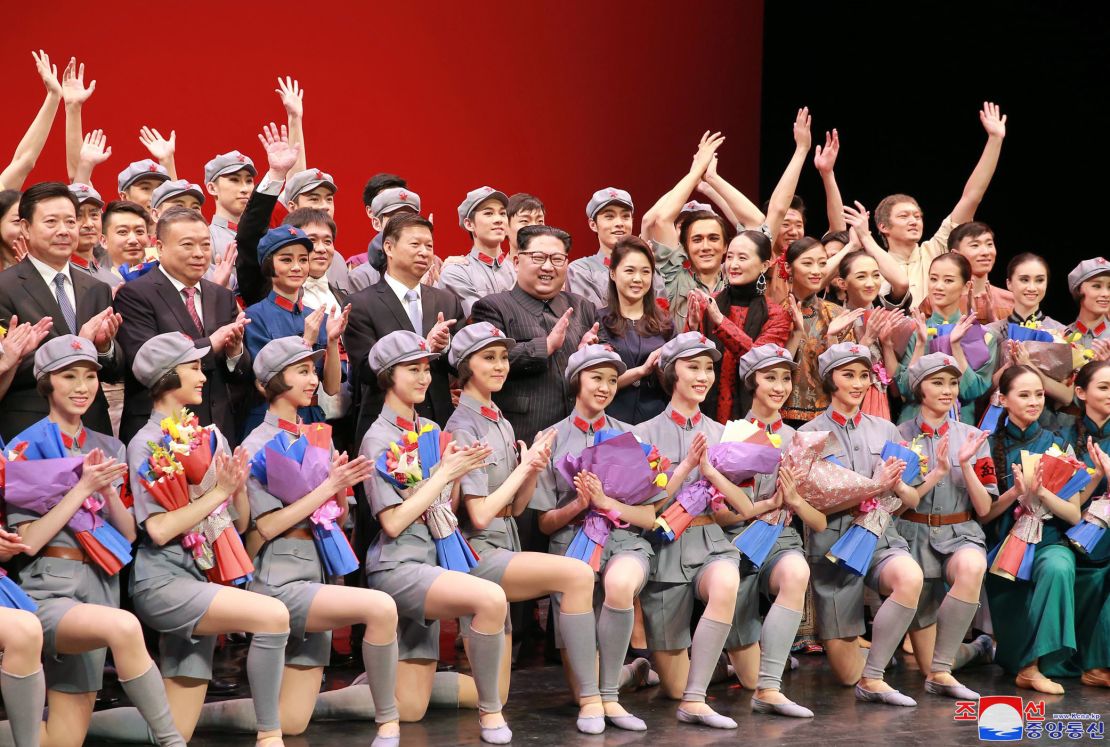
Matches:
[947,221,994,251]
[362,173,406,209]
[284,207,337,240]
[1005,252,1048,281]
[507,192,545,220]
[19,182,78,223]
[263,371,294,402]
[383,213,433,245]
[678,210,735,248]
[875,194,920,230]
[785,236,823,264]
[103,200,151,232]
[761,194,805,220]
[150,371,184,400]
[375,366,396,393]
[518,224,571,253]
[156,205,207,241]
[838,249,873,278]
[820,230,850,246]
[35,375,54,398]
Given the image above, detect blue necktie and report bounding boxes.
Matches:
[53,274,77,333]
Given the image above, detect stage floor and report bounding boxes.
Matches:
[82,652,1107,746]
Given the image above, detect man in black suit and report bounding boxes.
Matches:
[0,182,124,440]
[343,212,462,443]
[114,206,251,444]
[471,224,600,445]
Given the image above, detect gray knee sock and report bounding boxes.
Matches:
[466,625,504,714]
[86,707,156,743]
[430,671,461,709]
[931,595,978,674]
[120,665,185,746]
[597,605,634,702]
[361,639,399,724]
[683,617,732,702]
[196,698,259,732]
[756,605,802,691]
[862,598,916,680]
[1,669,44,747]
[558,611,601,700]
[246,631,289,732]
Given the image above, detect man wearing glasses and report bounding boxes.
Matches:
[471,224,600,446]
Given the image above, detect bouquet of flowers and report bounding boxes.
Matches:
[137,409,254,586]
[3,420,132,576]
[555,429,668,571]
[779,431,886,514]
[119,247,160,283]
[988,445,1093,580]
[652,425,781,543]
[881,438,927,484]
[1067,497,1110,556]
[249,422,358,577]
[826,492,904,576]
[928,322,992,370]
[374,424,478,572]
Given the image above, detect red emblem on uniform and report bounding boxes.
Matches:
[418,340,427,351]
[148,164,159,172]
[289,228,299,236]
[236,154,247,163]
[70,340,84,350]
[1098,258,1108,265]
[314,170,323,179]
[398,191,408,201]
[849,345,861,353]
[607,189,618,198]
[491,327,501,337]
[699,334,707,344]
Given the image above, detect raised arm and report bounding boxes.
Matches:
[61,57,96,182]
[701,152,765,229]
[813,129,846,233]
[640,131,725,244]
[0,51,63,191]
[844,201,909,298]
[764,107,812,243]
[950,102,1006,225]
[276,77,307,175]
[138,126,177,180]
[71,130,112,187]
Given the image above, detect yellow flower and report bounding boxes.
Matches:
[768,433,783,448]
[404,432,418,444]
[654,474,669,488]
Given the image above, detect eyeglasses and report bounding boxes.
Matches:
[522,251,568,267]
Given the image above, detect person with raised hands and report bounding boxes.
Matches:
[875,102,1007,307]
[822,201,911,308]
[4,335,186,747]
[896,354,997,701]
[0,182,124,441]
[0,314,53,402]
[798,342,924,706]
[114,206,251,445]
[640,131,733,330]
[357,330,514,742]
[892,253,998,425]
[121,332,291,746]
[242,224,350,434]
[760,108,813,305]
[0,51,64,192]
[718,344,824,718]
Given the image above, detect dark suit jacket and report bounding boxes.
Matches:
[470,287,597,445]
[0,258,123,440]
[114,268,252,445]
[234,186,279,308]
[343,278,463,444]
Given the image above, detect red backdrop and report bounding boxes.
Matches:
[2,1,763,259]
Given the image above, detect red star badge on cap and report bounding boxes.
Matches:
[608,189,618,198]
[70,340,84,350]
[147,164,159,172]
[699,334,707,344]
[943,356,953,365]
[418,340,427,351]
[288,228,299,236]
[1099,258,1108,265]
[314,170,323,179]
[849,345,861,353]
[491,327,501,337]
[398,191,408,200]
[236,154,247,163]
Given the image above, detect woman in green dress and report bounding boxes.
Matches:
[983,365,1100,694]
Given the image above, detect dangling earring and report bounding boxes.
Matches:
[756,271,767,295]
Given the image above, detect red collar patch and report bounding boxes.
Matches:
[830,409,863,428]
[572,415,607,433]
[273,294,303,313]
[277,417,300,435]
[60,428,87,450]
[920,420,950,438]
[669,409,703,429]
[748,416,782,433]
[479,405,500,422]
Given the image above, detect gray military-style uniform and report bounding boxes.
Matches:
[243,412,331,667]
[633,405,740,651]
[895,416,994,627]
[128,412,233,680]
[797,408,914,640]
[530,409,651,648]
[360,404,448,661]
[436,250,514,318]
[721,414,805,650]
[11,422,125,693]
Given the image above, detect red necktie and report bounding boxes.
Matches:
[182,287,203,332]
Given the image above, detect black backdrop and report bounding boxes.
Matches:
[759,1,1110,321]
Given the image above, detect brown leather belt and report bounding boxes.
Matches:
[689,515,715,528]
[281,527,315,541]
[901,510,972,527]
[495,506,514,519]
[42,545,90,563]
